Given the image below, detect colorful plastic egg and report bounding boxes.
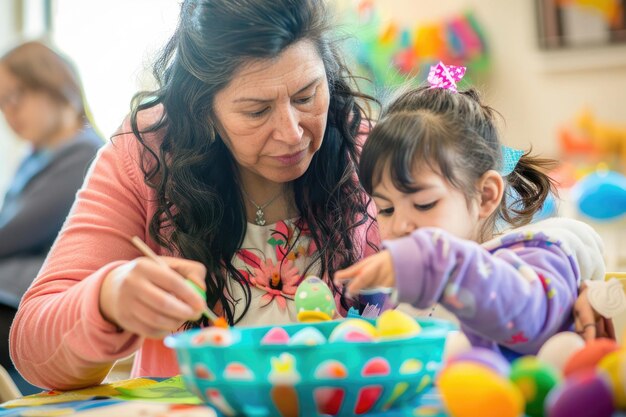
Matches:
[295,276,336,322]
[563,337,619,378]
[399,359,423,375]
[328,319,378,343]
[288,326,327,346]
[448,347,511,377]
[361,357,391,377]
[442,330,472,363]
[545,371,614,417]
[260,327,290,345]
[223,362,254,381]
[376,309,421,340]
[313,361,349,414]
[314,360,348,379]
[438,362,524,417]
[597,349,626,408]
[536,332,585,373]
[191,327,235,346]
[509,356,560,417]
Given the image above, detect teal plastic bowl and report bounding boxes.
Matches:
[165,317,453,416]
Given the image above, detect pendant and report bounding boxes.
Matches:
[255,208,266,226]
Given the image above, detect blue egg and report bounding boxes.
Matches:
[571,171,626,221]
[288,326,327,346]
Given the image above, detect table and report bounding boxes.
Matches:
[0,377,448,416]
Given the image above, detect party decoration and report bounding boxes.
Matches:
[342,1,490,95]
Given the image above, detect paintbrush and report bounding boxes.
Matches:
[130,235,225,326]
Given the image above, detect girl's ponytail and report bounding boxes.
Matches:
[499,151,558,227]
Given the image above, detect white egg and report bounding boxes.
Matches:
[537,332,585,373]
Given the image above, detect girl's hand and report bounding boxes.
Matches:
[99,256,208,338]
[334,250,395,295]
[574,282,616,342]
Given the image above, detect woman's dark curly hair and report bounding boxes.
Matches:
[125,0,377,325]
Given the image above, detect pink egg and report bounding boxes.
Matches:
[261,327,290,345]
[361,357,391,377]
[545,371,614,417]
[223,362,255,381]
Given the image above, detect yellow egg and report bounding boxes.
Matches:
[438,362,524,417]
[597,349,626,408]
[339,318,378,336]
[376,310,421,339]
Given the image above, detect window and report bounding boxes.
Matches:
[52,0,179,138]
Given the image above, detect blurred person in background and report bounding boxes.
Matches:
[0,41,102,387]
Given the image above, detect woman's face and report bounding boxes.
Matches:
[0,64,66,147]
[213,40,330,185]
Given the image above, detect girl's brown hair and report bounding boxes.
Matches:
[359,86,557,240]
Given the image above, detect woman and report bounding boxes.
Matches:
[10,0,378,390]
[0,41,102,375]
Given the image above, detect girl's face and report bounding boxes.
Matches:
[372,163,481,241]
[213,40,330,186]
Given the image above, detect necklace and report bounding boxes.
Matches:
[241,187,282,226]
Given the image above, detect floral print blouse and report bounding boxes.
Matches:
[227,218,321,326]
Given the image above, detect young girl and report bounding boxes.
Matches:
[336,63,606,355]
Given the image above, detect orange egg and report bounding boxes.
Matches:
[563,338,619,378]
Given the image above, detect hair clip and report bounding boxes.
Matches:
[427,61,466,92]
[500,145,524,176]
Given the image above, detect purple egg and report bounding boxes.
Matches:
[448,347,511,377]
[546,371,614,417]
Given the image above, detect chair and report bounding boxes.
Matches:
[0,365,21,402]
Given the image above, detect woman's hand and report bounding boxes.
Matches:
[99,256,208,338]
[334,250,395,295]
[574,282,616,341]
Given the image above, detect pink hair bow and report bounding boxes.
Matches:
[427,62,467,92]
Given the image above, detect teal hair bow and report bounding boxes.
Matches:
[501,145,524,176]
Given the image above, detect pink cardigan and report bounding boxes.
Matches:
[10,112,379,390]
